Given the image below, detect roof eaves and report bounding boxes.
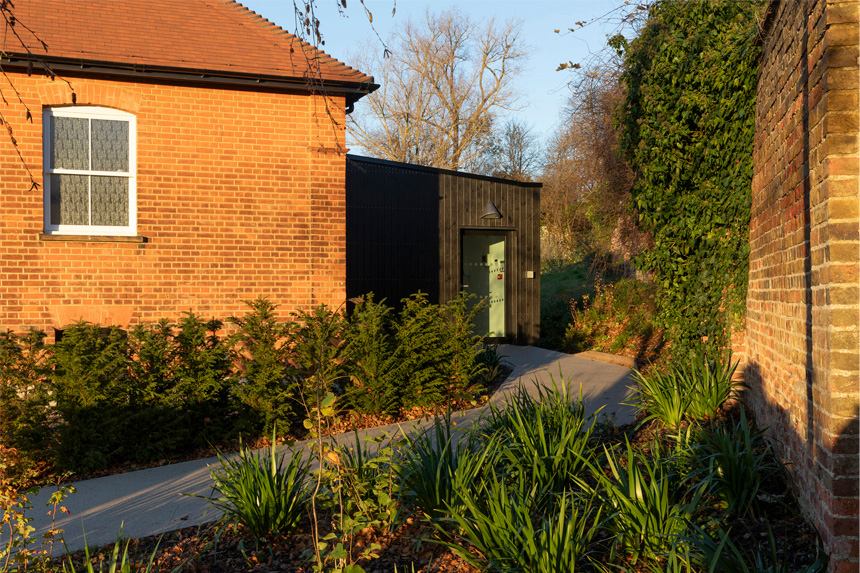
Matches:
[1,53,379,103]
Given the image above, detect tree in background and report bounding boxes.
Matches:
[347,9,526,172]
[541,64,638,265]
[613,0,760,360]
[480,118,541,181]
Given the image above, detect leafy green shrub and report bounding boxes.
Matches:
[124,320,189,462]
[341,295,401,415]
[342,292,486,414]
[692,407,783,518]
[330,433,399,533]
[230,298,298,435]
[206,435,310,539]
[565,278,660,358]
[590,440,704,564]
[171,313,236,444]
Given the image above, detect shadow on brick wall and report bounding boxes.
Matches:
[744,360,859,571]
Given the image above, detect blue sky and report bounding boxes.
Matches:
[242,0,628,146]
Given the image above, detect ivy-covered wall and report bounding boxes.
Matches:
[613,0,760,361]
[747,1,859,569]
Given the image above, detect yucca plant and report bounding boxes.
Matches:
[440,474,600,573]
[395,417,497,523]
[685,353,743,421]
[692,406,783,518]
[590,439,704,565]
[628,368,691,429]
[482,380,596,507]
[205,433,310,538]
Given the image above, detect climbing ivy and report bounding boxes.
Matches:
[613,0,761,361]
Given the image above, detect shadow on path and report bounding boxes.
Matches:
[31,344,636,553]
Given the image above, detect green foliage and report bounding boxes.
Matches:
[440,481,600,572]
[341,292,487,414]
[334,433,399,533]
[1,451,75,573]
[341,295,402,415]
[630,367,691,429]
[692,407,783,518]
[0,330,50,466]
[396,417,496,523]
[230,298,298,434]
[481,381,597,509]
[62,525,179,573]
[589,440,704,564]
[615,0,761,359]
[50,323,132,472]
[630,352,742,427]
[171,312,235,440]
[684,523,829,573]
[205,433,310,539]
[565,278,660,357]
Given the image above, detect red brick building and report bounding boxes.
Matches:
[0,0,375,337]
[748,1,859,569]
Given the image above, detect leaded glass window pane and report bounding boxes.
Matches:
[51,117,89,170]
[90,176,129,226]
[50,174,89,225]
[92,120,129,172]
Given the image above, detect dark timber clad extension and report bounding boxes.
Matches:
[345,155,542,344]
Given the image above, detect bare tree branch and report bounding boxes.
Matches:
[347,9,525,172]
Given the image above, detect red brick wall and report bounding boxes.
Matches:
[0,74,348,335]
[747,1,859,569]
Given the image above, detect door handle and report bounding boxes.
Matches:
[461,284,469,288]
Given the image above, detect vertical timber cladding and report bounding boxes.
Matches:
[345,155,541,344]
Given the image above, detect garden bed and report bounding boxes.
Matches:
[51,365,827,573]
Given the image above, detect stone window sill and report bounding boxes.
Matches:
[39,234,148,244]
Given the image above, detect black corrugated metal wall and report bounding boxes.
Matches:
[345,155,541,344]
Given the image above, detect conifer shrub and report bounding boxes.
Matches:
[0,330,50,468]
[230,298,298,436]
[2,293,490,474]
[50,323,133,472]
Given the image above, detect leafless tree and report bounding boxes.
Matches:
[480,118,541,181]
[541,64,642,265]
[347,9,526,172]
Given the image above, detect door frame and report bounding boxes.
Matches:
[460,228,513,343]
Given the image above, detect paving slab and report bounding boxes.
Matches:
[30,345,636,553]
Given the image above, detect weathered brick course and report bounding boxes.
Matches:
[748,1,859,570]
[0,73,349,337]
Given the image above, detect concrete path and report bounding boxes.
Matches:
[30,345,636,553]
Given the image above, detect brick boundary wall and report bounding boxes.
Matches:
[747,1,859,570]
[0,74,348,338]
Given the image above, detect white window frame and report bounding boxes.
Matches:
[43,106,137,236]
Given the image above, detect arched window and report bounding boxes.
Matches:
[43,106,136,236]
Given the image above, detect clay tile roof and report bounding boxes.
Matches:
[5,0,374,92]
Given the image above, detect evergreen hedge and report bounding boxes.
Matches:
[0,294,489,474]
